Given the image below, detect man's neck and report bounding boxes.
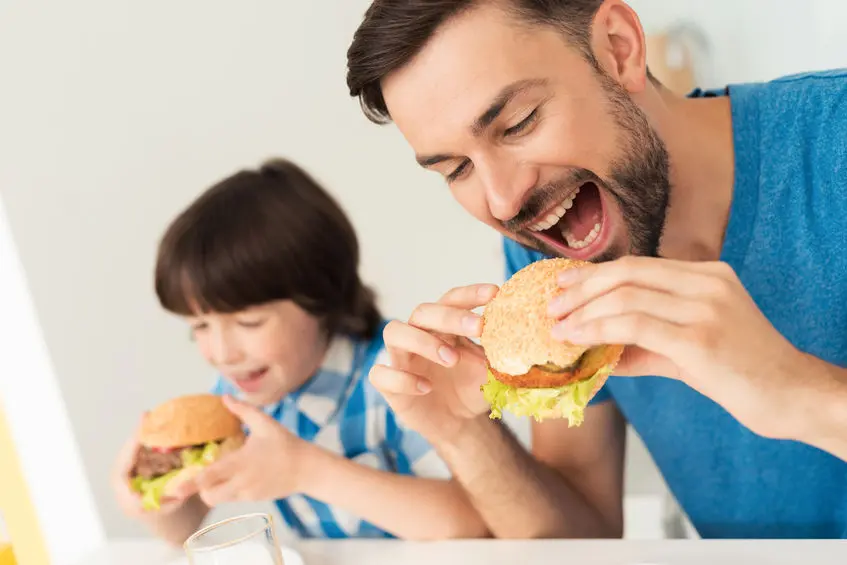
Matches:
[651,88,736,262]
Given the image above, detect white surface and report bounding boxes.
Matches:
[75,539,847,565]
[3,0,847,540]
[0,197,106,561]
[168,544,304,565]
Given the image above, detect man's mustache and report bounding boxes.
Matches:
[501,168,603,232]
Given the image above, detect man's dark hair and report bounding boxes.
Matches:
[346,0,609,124]
[155,158,382,340]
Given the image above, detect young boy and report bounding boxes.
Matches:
[110,158,488,546]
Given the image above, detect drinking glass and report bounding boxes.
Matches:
[184,513,284,565]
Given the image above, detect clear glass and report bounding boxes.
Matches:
[184,513,284,565]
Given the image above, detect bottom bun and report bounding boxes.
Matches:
[481,353,621,427]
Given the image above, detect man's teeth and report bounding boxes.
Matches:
[563,222,602,249]
[529,187,580,232]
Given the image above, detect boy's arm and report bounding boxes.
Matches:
[140,495,210,547]
[298,444,490,540]
[111,433,211,548]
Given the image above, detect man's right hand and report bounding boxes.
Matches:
[369,283,499,443]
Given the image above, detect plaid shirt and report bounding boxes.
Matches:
[210,319,451,539]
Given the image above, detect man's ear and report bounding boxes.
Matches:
[589,1,648,94]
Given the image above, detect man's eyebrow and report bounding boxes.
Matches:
[416,153,453,167]
[415,78,548,168]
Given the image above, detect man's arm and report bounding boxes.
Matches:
[436,401,627,539]
[791,354,847,461]
[299,446,490,540]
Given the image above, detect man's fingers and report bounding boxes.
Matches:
[369,364,432,395]
[552,287,710,339]
[384,320,458,367]
[437,283,498,309]
[408,302,483,338]
[551,257,717,318]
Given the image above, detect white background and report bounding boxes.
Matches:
[1,0,845,542]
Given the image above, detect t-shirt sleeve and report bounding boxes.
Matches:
[501,236,613,406]
[371,348,453,480]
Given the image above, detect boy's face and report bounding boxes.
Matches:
[380,3,671,263]
[185,300,328,406]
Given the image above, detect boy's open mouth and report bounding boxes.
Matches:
[232,367,269,392]
[528,182,609,259]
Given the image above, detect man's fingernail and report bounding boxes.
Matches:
[558,269,581,286]
[548,295,565,315]
[551,322,566,341]
[417,379,432,393]
[478,285,497,298]
[551,321,580,341]
[438,346,458,365]
[463,314,481,333]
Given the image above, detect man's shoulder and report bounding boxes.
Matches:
[732,68,847,128]
[502,237,551,278]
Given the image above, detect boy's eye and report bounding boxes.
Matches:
[238,319,265,328]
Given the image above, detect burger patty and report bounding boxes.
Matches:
[490,344,625,388]
[133,446,190,479]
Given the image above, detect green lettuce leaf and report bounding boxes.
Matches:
[130,441,222,511]
[480,365,614,427]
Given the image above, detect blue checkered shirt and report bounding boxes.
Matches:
[210,319,451,539]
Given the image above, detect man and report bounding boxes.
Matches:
[345,0,847,539]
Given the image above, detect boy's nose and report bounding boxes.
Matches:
[210,333,242,366]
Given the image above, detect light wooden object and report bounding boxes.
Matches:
[646,32,697,94]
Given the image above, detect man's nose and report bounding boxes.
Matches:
[478,158,538,222]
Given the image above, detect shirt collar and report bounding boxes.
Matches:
[262,333,364,428]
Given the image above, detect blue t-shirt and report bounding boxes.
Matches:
[504,69,847,538]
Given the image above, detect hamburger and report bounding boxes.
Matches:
[130,394,245,510]
[480,257,625,427]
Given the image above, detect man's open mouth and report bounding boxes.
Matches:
[527,182,608,258]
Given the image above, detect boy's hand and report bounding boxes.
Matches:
[111,419,190,518]
[182,395,310,506]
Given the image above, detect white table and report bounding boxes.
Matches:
[74,538,847,565]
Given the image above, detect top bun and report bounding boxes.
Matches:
[481,257,594,376]
[139,394,244,449]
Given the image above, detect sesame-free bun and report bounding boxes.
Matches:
[481,257,625,388]
[139,394,244,449]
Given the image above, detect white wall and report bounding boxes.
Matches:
[1,0,845,541]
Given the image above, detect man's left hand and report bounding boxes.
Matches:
[179,395,311,506]
[547,256,810,439]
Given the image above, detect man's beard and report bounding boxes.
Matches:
[505,70,671,263]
